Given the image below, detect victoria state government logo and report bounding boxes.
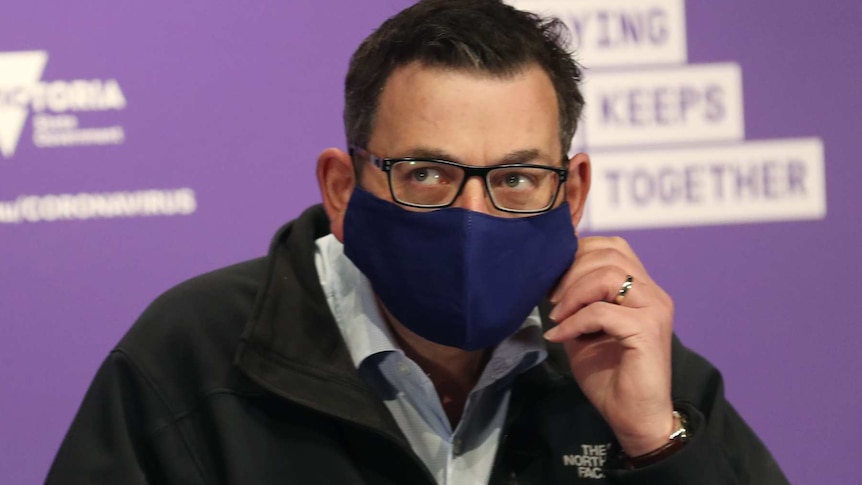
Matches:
[0,50,126,159]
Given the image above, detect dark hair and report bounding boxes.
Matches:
[344,0,584,157]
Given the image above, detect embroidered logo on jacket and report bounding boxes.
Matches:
[562,443,611,479]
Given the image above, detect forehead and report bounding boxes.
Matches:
[369,61,561,164]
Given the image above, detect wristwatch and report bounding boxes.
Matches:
[623,410,690,469]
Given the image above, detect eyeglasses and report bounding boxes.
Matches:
[349,145,568,214]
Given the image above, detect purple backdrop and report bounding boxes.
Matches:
[1,1,859,484]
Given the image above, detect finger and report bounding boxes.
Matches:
[545,302,643,343]
[577,238,648,283]
[550,249,643,304]
[578,236,640,262]
[549,267,648,323]
[550,242,648,304]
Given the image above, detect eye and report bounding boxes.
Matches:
[492,170,538,191]
[409,166,443,185]
[504,173,532,189]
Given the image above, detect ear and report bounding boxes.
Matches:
[564,152,591,230]
[316,147,355,242]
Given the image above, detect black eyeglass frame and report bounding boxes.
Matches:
[349,145,569,214]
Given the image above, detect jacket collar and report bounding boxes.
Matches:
[235,205,408,445]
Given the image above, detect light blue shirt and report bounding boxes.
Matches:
[314,234,547,485]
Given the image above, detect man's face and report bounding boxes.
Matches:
[360,61,569,217]
[318,60,590,241]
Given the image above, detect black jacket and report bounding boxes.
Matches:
[46,205,789,484]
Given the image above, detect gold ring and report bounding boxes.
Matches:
[613,275,634,305]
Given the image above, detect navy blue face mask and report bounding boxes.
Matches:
[343,187,578,350]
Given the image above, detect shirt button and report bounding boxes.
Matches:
[453,438,464,456]
[398,362,411,374]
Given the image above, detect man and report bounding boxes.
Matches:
[46,1,788,483]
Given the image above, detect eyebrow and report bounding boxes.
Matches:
[400,146,551,166]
